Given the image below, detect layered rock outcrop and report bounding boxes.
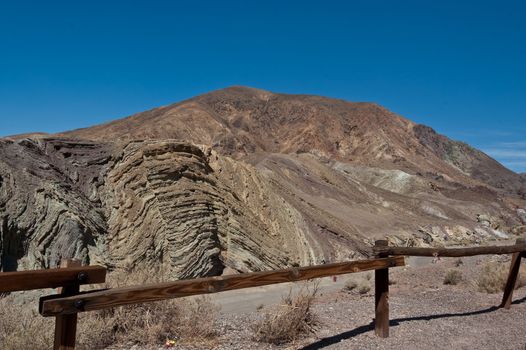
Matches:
[0,138,318,276]
[0,138,110,271]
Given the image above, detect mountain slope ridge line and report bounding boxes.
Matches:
[1,86,525,278]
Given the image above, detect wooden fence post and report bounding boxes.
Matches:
[374,239,389,338]
[54,259,81,350]
[500,238,525,309]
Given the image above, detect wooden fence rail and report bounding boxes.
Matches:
[0,260,107,350]
[373,242,526,257]
[0,264,106,293]
[39,256,405,316]
[53,260,82,350]
[0,239,525,350]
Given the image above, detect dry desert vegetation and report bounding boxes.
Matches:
[1,254,525,350]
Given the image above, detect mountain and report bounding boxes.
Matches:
[59,86,523,193]
[1,87,525,276]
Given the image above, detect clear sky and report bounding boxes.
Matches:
[1,1,525,172]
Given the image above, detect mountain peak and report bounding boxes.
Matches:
[54,87,523,194]
[190,85,275,103]
[220,85,273,94]
[59,87,408,159]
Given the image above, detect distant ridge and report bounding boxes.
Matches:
[58,86,523,194]
[5,132,49,140]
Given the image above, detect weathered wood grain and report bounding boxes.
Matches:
[0,265,106,293]
[373,243,526,257]
[54,260,81,350]
[40,257,405,316]
[374,240,390,338]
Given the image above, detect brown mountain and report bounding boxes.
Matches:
[1,87,525,276]
[60,86,523,194]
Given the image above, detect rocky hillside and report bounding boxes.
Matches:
[60,87,524,195]
[1,87,525,277]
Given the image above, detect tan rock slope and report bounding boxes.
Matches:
[1,87,525,277]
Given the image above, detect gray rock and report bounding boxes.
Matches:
[517,209,526,225]
[476,214,491,227]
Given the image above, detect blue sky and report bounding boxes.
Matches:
[0,1,525,172]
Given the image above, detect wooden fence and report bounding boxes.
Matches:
[0,239,524,350]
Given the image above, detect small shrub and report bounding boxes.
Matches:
[357,280,371,294]
[477,262,508,293]
[253,283,318,345]
[476,261,526,293]
[78,268,219,348]
[443,269,462,285]
[454,258,463,267]
[343,277,371,294]
[77,296,219,349]
[343,278,358,291]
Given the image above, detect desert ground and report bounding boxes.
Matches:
[2,248,525,350]
[97,254,525,350]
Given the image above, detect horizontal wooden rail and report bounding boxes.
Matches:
[0,265,107,293]
[373,243,526,258]
[39,256,405,316]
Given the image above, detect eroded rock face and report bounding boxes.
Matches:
[1,136,524,277]
[0,138,110,271]
[100,140,312,278]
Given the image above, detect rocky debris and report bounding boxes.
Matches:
[428,182,440,191]
[477,214,492,227]
[512,209,526,236]
[476,214,502,229]
[510,225,526,236]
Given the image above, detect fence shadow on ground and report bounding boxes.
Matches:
[300,296,526,350]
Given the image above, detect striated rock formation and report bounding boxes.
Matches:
[0,138,319,276]
[100,140,315,278]
[0,138,110,271]
[2,87,525,278]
